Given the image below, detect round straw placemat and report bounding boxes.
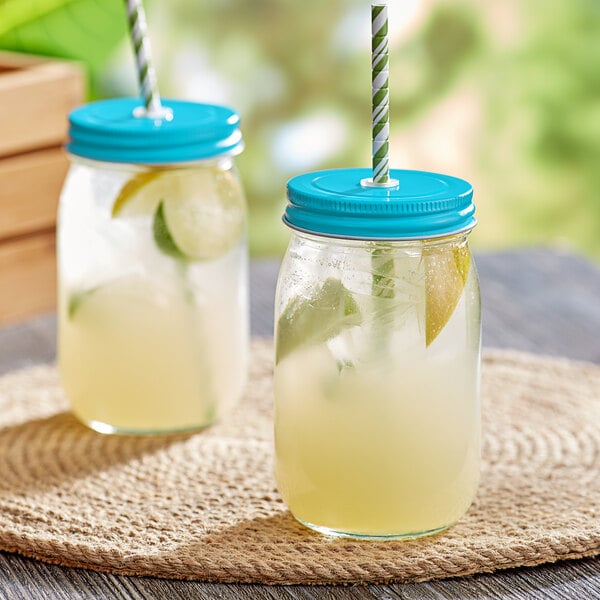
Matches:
[0,340,598,584]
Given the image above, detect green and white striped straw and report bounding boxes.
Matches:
[367,3,397,305]
[125,0,169,119]
[370,2,396,187]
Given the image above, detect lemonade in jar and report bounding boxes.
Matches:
[274,168,481,539]
[58,99,248,434]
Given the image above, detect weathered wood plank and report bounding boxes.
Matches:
[0,313,56,373]
[478,248,600,362]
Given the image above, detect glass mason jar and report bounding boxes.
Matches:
[274,168,481,540]
[58,99,248,434]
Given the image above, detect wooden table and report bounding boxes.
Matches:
[0,249,599,598]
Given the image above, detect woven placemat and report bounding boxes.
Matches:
[0,339,598,585]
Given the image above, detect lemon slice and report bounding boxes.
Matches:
[276,278,362,364]
[112,168,245,260]
[111,171,163,216]
[424,244,471,346]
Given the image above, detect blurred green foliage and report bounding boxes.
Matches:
[477,0,600,259]
[1,0,599,260]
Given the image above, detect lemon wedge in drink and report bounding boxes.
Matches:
[112,168,245,260]
[424,244,471,346]
[276,278,362,364]
[111,171,163,216]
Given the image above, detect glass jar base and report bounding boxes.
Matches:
[83,418,214,436]
[296,517,455,541]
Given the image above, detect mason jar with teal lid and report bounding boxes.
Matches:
[58,98,248,434]
[274,168,481,539]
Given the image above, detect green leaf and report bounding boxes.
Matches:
[0,0,76,36]
[0,0,130,96]
[276,277,362,364]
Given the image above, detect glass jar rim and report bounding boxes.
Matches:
[66,153,236,172]
[289,227,473,247]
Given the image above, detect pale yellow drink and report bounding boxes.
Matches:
[274,238,481,539]
[59,266,246,433]
[57,161,248,434]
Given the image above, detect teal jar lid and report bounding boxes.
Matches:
[285,168,476,240]
[67,98,243,164]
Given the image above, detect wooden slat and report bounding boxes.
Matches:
[0,230,56,325]
[0,52,84,158]
[0,147,68,241]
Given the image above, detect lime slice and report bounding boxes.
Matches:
[67,279,141,322]
[66,277,184,326]
[68,287,100,319]
[159,185,244,260]
[424,245,471,346]
[276,278,362,364]
[112,168,245,260]
[153,201,185,259]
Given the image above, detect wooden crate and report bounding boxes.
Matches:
[0,52,84,326]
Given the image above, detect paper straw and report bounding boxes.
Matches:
[371,2,391,185]
[125,0,166,118]
[368,2,396,304]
